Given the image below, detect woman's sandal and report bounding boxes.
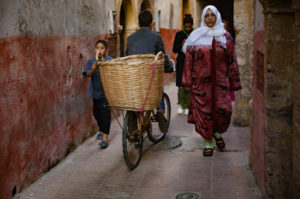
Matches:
[213,135,225,150]
[99,140,108,149]
[203,148,213,156]
[96,132,103,140]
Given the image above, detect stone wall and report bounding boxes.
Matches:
[292,1,300,198]
[260,0,296,198]
[232,0,254,126]
[251,0,300,198]
[0,1,114,199]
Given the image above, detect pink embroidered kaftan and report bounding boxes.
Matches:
[181,32,241,139]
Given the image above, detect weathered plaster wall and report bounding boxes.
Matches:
[154,0,181,30]
[0,0,114,37]
[153,0,182,59]
[0,1,114,199]
[250,0,265,194]
[233,0,254,126]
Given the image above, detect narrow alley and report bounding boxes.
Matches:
[2,1,300,199]
[13,82,261,199]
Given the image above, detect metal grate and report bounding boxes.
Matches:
[176,192,200,199]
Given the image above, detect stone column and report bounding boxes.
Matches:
[261,1,296,198]
[233,0,254,126]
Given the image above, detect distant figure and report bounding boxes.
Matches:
[172,14,194,115]
[182,5,242,156]
[82,40,113,149]
[222,19,230,31]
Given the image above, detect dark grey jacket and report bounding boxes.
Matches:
[126,27,165,56]
[126,27,172,72]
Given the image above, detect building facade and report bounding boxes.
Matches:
[0,1,114,198]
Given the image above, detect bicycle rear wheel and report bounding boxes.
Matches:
[122,111,143,170]
[147,92,171,143]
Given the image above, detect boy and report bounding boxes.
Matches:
[82,40,112,148]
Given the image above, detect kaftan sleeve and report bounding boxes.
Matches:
[227,36,242,91]
[181,46,194,88]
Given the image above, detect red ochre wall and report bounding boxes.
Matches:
[0,34,109,199]
[251,29,265,194]
[250,1,265,194]
[160,28,179,61]
[160,28,180,83]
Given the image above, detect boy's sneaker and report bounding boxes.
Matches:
[99,140,108,149]
[96,132,103,140]
[177,107,183,114]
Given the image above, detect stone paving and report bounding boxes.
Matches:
[13,82,262,199]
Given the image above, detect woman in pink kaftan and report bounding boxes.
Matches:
[182,5,241,156]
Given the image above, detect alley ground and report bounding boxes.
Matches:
[13,82,262,199]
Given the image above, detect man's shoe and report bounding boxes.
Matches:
[156,112,168,134]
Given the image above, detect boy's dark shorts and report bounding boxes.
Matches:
[93,98,111,134]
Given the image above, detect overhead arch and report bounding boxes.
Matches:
[116,0,139,56]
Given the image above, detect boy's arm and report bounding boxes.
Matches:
[82,59,98,77]
[85,62,98,77]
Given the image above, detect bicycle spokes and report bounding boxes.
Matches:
[122,112,143,170]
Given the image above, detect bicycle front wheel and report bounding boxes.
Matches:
[122,111,143,170]
[147,92,171,143]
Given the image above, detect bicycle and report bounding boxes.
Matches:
[122,92,171,170]
[121,54,176,170]
[102,52,175,170]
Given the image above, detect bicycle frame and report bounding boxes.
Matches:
[137,111,152,139]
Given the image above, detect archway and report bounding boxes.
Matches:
[182,0,191,24]
[140,0,152,12]
[117,0,137,57]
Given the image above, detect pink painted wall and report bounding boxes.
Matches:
[0,34,109,199]
[251,26,265,197]
[250,1,265,194]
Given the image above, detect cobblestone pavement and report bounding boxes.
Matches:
[13,82,261,199]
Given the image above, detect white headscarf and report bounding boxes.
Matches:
[182,5,227,53]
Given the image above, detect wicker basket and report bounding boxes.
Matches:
[98,52,164,111]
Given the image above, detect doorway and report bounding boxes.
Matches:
[140,0,152,12]
[119,0,136,57]
[182,0,191,23]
